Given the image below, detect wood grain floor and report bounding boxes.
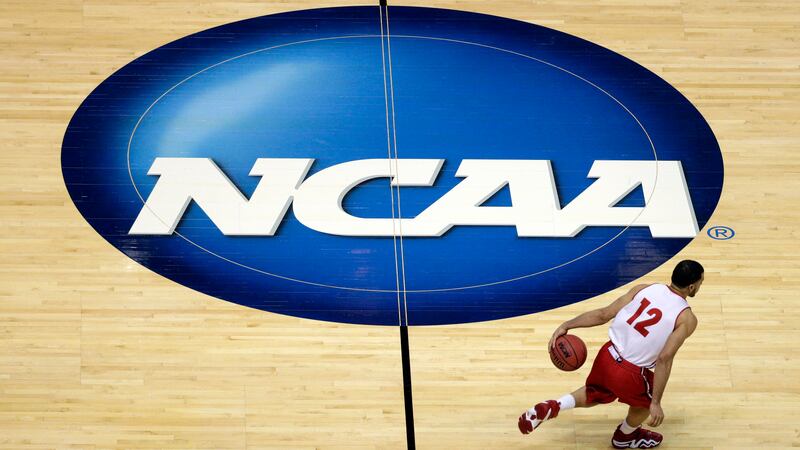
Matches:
[1,0,799,448]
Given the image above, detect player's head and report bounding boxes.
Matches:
[671,260,704,297]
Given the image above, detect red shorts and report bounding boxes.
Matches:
[585,341,654,409]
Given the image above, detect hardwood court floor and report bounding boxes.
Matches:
[1,0,799,448]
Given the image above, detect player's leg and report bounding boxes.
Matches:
[517,386,598,434]
[612,370,663,449]
[623,406,650,428]
[519,342,617,435]
[568,386,597,408]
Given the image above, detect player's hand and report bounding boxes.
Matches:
[549,325,568,350]
[648,402,664,427]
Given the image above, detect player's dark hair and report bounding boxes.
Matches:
[671,260,704,288]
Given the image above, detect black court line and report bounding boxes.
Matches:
[399,324,415,449]
[378,1,416,448]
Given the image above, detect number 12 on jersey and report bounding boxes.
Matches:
[626,298,663,337]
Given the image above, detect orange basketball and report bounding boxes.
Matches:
[549,334,587,371]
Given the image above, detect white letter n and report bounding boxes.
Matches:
[128,158,313,235]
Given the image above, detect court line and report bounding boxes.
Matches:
[383,4,410,327]
[378,5,403,327]
[379,5,417,449]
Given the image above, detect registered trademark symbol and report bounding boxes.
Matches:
[707,225,735,240]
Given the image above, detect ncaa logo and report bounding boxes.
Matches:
[61,6,723,325]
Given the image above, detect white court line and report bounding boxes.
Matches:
[378,5,404,326]
[383,5,411,325]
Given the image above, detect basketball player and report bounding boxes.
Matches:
[518,260,704,449]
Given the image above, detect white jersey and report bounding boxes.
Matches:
[608,284,690,368]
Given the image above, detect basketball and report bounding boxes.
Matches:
[549,334,587,371]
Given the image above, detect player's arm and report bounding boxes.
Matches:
[648,309,698,427]
[549,284,649,349]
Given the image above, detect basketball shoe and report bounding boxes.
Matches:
[611,424,663,448]
[517,400,560,434]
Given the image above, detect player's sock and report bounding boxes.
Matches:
[619,419,638,434]
[527,394,574,415]
[557,394,576,411]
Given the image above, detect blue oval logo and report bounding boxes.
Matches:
[62,6,723,325]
